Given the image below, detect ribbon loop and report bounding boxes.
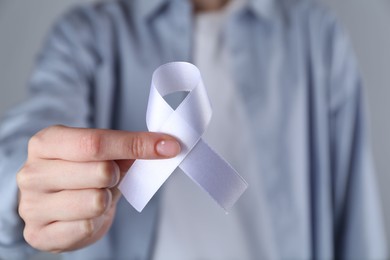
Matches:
[119,62,248,212]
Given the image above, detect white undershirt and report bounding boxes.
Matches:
[152,1,274,259]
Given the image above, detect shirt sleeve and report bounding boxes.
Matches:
[0,6,98,259]
[327,15,388,259]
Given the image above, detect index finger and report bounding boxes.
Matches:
[29,125,181,161]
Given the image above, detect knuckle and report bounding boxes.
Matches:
[90,189,108,216]
[16,164,36,190]
[28,125,64,156]
[25,224,63,253]
[16,170,29,191]
[96,162,115,188]
[80,219,95,238]
[27,134,42,155]
[18,200,29,220]
[129,134,147,158]
[23,226,41,249]
[80,131,103,159]
[18,197,35,222]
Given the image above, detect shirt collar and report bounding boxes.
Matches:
[136,0,277,20]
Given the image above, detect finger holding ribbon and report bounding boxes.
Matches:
[119,62,248,212]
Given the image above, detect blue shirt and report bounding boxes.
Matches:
[0,0,387,259]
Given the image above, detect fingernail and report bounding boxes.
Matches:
[104,189,112,212]
[109,162,120,188]
[156,140,181,157]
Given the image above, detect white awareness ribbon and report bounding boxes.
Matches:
[119,62,248,212]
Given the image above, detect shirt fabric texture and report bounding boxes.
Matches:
[0,0,387,259]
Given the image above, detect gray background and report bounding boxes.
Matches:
[0,0,389,258]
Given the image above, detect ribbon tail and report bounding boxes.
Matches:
[179,139,248,211]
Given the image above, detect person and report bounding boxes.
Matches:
[0,0,387,259]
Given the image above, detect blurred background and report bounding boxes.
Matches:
[0,0,389,258]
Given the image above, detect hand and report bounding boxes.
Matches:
[16,125,180,253]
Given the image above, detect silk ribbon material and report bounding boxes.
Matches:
[119,62,248,212]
